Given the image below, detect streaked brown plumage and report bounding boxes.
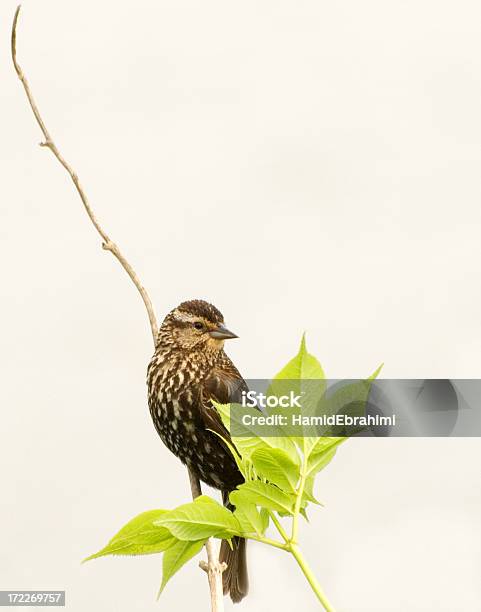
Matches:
[147,299,248,602]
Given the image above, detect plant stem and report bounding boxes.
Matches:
[248,534,289,551]
[268,511,290,543]
[292,456,308,543]
[289,544,335,612]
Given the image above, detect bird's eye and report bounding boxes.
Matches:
[193,321,204,330]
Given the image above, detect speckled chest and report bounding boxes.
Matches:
[147,352,241,491]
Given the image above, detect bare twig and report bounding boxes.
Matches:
[11,6,224,610]
[201,554,228,610]
[189,469,227,609]
[11,5,158,343]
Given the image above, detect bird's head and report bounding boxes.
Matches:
[160,299,238,353]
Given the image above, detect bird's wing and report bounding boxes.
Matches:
[199,352,248,442]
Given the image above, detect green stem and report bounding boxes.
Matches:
[268,510,289,542]
[292,456,308,543]
[289,543,335,612]
[248,534,289,551]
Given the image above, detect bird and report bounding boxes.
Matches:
[147,299,248,603]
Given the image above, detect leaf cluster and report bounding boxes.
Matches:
[85,335,381,597]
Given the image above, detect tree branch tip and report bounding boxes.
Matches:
[11,7,21,73]
[12,5,21,43]
[199,560,209,573]
[13,5,21,24]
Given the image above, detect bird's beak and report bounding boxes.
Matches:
[209,324,238,340]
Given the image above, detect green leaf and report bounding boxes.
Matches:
[234,430,299,468]
[260,508,270,532]
[321,364,382,435]
[213,401,299,466]
[369,363,384,380]
[251,448,300,494]
[297,475,322,521]
[270,335,327,455]
[158,539,206,596]
[231,481,295,515]
[84,510,176,561]
[230,494,265,536]
[214,401,232,432]
[274,334,325,382]
[271,335,326,424]
[207,428,247,479]
[155,495,241,541]
[306,437,345,478]
[302,473,322,506]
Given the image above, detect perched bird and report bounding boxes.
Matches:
[147,299,248,602]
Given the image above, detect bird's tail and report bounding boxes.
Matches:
[219,536,248,603]
[221,489,248,602]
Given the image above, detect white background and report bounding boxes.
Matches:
[1,1,481,610]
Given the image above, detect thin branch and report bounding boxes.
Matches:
[11,5,158,343]
[189,466,227,609]
[11,6,224,610]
